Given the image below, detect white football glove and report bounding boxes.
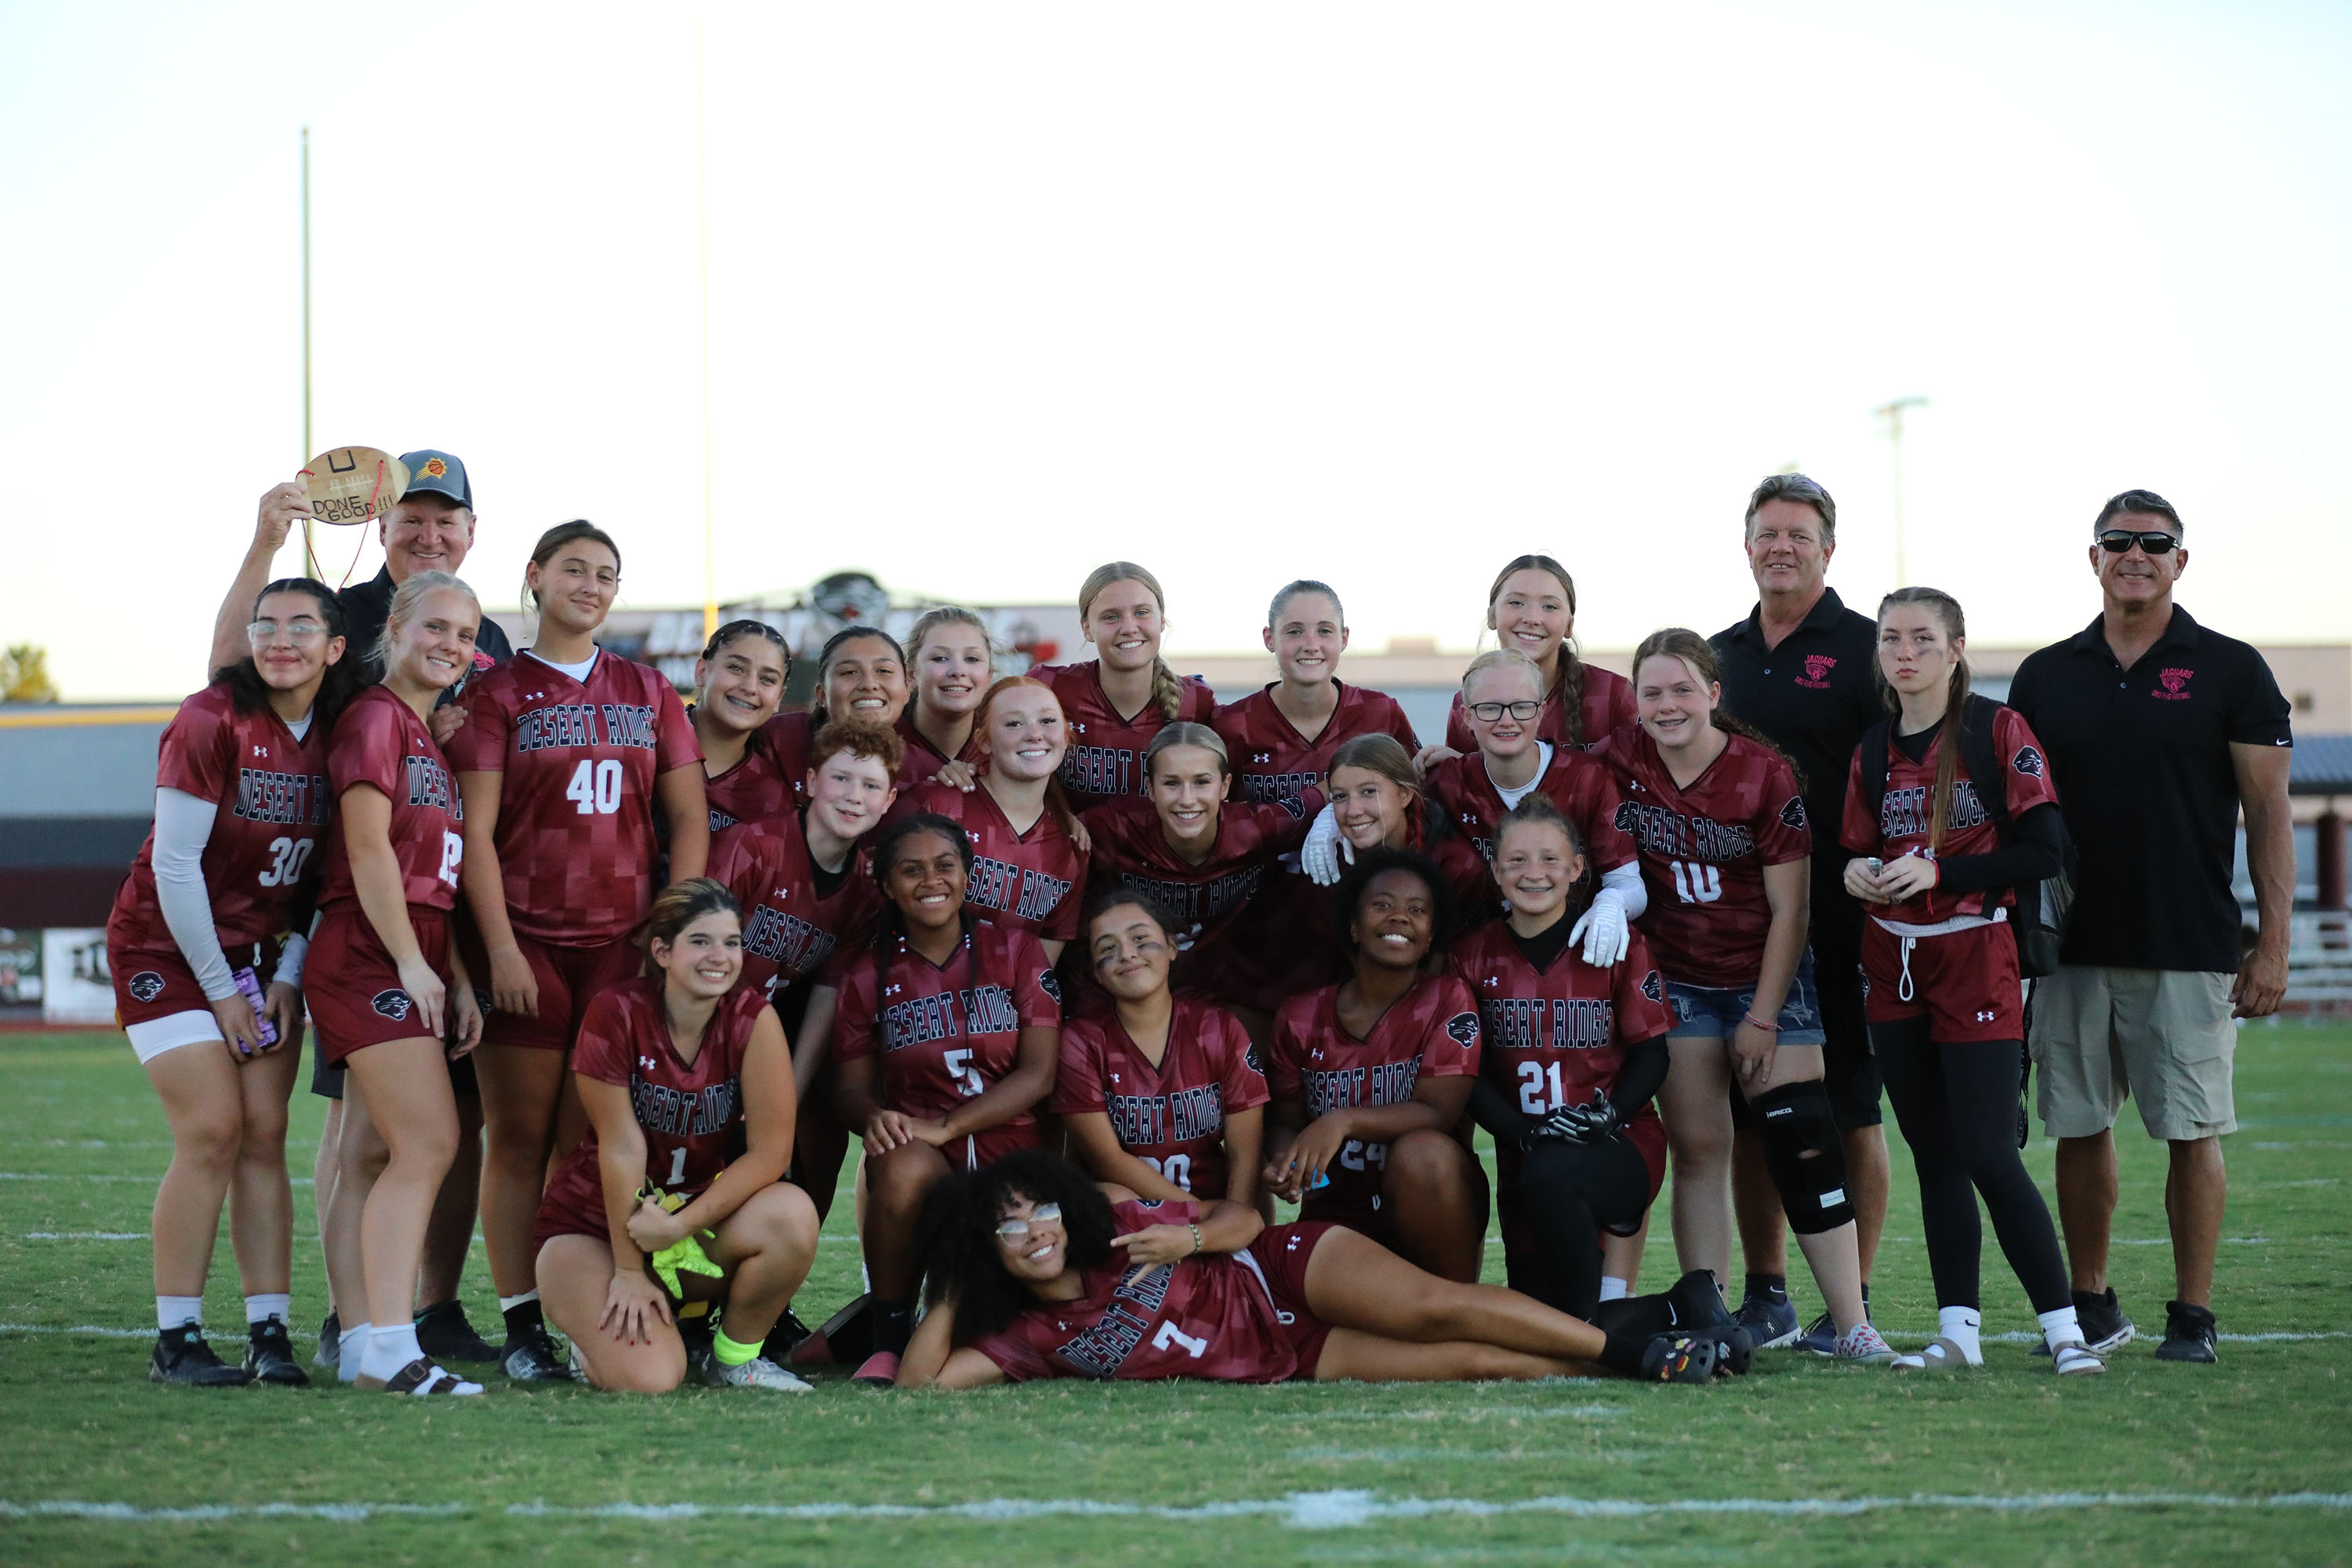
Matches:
[1300,802,1351,886]
[1569,888,1631,967]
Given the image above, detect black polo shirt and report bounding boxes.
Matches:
[2007,605,2290,973]
[340,565,513,697]
[1711,586,1883,884]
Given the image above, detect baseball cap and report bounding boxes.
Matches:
[399,450,474,510]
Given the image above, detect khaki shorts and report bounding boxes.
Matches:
[2028,965,2237,1141]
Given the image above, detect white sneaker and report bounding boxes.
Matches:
[717,1356,814,1392]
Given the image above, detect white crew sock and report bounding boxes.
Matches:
[2037,1305,2083,1352]
[360,1322,426,1381]
[157,1295,205,1333]
[245,1292,291,1327]
[1597,1277,1630,1303]
[1937,1305,1984,1364]
[497,1290,539,1312]
[338,1322,372,1383]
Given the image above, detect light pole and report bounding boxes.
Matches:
[1875,395,1928,586]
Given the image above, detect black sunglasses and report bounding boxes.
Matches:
[2098,529,2179,555]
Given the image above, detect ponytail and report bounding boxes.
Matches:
[1874,588,1972,855]
[1078,561,1183,721]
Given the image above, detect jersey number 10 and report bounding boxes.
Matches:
[1668,860,1722,904]
[566,760,624,815]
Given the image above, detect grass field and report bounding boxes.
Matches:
[2,1025,2347,1567]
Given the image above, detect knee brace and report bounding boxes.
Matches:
[1753,1081,1855,1235]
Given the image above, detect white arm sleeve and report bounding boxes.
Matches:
[1599,859,1648,922]
[153,787,238,1001]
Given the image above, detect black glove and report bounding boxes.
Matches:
[1526,1091,1623,1149]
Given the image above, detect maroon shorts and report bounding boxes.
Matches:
[1242,1221,1338,1379]
[107,931,283,1029]
[1861,919,2022,1043]
[457,927,641,1052]
[531,1155,608,1254]
[946,1122,1042,1172]
[307,906,452,1064]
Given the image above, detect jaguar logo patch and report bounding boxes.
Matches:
[371,989,414,1021]
[1778,796,1809,831]
[2012,745,2045,778]
[1444,1011,1479,1048]
[1038,970,1062,1005]
[1641,970,1664,1003]
[128,971,166,1004]
[1613,800,1640,833]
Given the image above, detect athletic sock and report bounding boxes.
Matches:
[1937,1305,1984,1364]
[1597,1330,1649,1376]
[338,1322,372,1384]
[1595,1290,1676,1338]
[713,1328,763,1369]
[1860,1281,1872,1316]
[360,1322,426,1381]
[245,1293,291,1327]
[156,1295,204,1333]
[872,1299,913,1358]
[1597,1277,1630,1303]
[2037,1304,2084,1352]
[1743,1272,1788,1305]
[500,1291,545,1342]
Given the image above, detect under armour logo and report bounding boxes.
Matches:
[1976,1010,1997,1023]
[1110,1073,1121,1084]
[639,1056,658,1072]
[1254,751,1272,764]
[1310,1047,1325,1062]
[252,745,269,757]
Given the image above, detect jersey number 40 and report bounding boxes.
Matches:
[566,760,625,815]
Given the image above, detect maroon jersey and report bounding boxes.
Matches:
[445,649,702,944]
[699,717,796,833]
[1034,661,1218,811]
[758,710,817,808]
[1839,705,2060,925]
[893,710,984,793]
[1591,724,1813,989]
[1444,663,1637,753]
[1426,748,1635,873]
[1450,921,1672,1116]
[318,685,465,913]
[1265,975,1482,1225]
[830,920,1062,1130]
[972,1197,1300,1382]
[538,978,768,1232]
[1213,682,1419,808]
[110,684,332,949]
[1080,795,1316,985]
[708,813,884,998]
[1051,998,1269,1197]
[898,782,1087,945]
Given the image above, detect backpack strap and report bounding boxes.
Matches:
[1956,693,2013,840]
[1859,718,1894,841]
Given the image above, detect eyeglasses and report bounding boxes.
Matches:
[248,620,330,644]
[1467,700,1544,723]
[994,1202,1062,1238]
[2097,530,2179,556]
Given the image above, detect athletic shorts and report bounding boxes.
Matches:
[306,906,452,1065]
[1666,949,1829,1047]
[456,927,642,1053]
[2029,964,2237,1142]
[1494,1109,1665,1260]
[1860,917,2021,1044]
[109,935,285,1065]
[946,1123,1042,1172]
[1239,1221,1338,1379]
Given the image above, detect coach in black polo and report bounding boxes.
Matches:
[2008,488,2293,1365]
[1709,473,1888,1349]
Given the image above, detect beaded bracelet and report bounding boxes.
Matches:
[1742,1012,1780,1033]
[1189,1223,1204,1256]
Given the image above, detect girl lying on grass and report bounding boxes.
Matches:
[894,1149,1739,1388]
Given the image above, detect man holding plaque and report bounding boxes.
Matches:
[204,448,512,1377]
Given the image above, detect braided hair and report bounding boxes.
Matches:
[1483,554,1587,746]
[1080,561,1184,723]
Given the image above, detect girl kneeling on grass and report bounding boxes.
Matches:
[535,878,820,1392]
[895,1149,1726,1388]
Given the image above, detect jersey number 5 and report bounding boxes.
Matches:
[566,759,624,815]
[942,1047,984,1098]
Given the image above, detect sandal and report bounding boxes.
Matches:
[356,1356,485,1396]
[1889,1336,1980,1370]
[2050,1338,2107,1377]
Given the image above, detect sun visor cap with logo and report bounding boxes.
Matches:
[398,450,474,511]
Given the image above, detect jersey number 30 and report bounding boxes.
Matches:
[566,759,624,815]
[257,836,314,887]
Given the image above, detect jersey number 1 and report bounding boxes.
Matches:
[566,759,623,815]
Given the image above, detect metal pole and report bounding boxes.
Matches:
[1875,396,1927,587]
[695,24,717,642]
[301,126,318,578]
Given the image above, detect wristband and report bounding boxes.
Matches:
[1742,1012,1779,1033]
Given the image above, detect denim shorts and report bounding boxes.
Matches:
[1664,949,1828,1047]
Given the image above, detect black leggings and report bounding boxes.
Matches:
[1871,1017,2068,1314]
[1510,1134,1653,1320]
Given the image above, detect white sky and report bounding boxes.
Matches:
[4,2,2349,700]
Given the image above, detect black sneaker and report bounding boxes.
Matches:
[2154,1301,2219,1363]
[1639,1332,1719,1385]
[2032,1287,2136,1356]
[1733,1290,1801,1349]
[501,1323,573,1382]
[151,1326,253,1387]
[1667,1270,1737,1330]
[415,1300,502,1364]
[1792,1308,1838,1356]
[243,1317,310,1386]
[761,1307,813,1364]
[313,1310,341,1370]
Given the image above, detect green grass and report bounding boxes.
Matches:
[2,1025,2348,1566]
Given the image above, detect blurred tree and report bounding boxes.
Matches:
[1,644,59,702]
